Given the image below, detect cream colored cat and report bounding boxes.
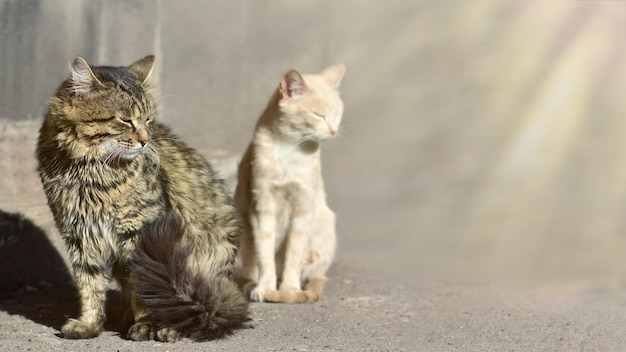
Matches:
[235,64,346,303]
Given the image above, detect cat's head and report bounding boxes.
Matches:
[276,64,346,142]
[47,55,157,162]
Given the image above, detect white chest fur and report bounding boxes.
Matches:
[260,141,319,184]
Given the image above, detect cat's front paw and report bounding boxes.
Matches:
[249,281,278,302]
[61,318,101,339]
[249,285,267,302]
[249,277,277,302]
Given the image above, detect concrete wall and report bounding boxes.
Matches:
[0,0,159,120]
[0,0,343,150]
[3,1,626,287]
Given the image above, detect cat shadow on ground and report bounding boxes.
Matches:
[0,209,130,336]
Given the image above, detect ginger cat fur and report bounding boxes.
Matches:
[235,64,346,303]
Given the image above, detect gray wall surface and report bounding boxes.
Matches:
[0,0,159,120]
[3,0,626,288]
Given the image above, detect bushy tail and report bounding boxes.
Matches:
[263,277,327,303]
[129,212,249,341]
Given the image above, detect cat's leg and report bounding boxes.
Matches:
[237,231,260,297]
[110,265,136,333]
[249,202,278,301]
[279,210,310,292]
[119,269,182,342]
[234,226,258,288]
[116,270,153,341]
[61,225,118,339]
[297,206,336,301]
[62,258,111,338]
[127,289,182,342]
[125,295,153,341]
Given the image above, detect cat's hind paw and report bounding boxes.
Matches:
[127,321,155,341]
[61,318,101,339]
[128,321,182,342]
[156,327,183,342]
[278,281,301,292]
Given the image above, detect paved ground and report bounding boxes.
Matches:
[3,242,626,352]
[2,164,626,352]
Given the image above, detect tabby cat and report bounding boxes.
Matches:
[36,55,248,342]
[235,65,346,303]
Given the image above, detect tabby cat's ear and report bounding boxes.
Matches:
[279,69,308,101]
[69,56,105,95]
[320,64,346,88]
[128,55,156,84]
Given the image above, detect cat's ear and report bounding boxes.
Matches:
[69,56,105,95]
[321,64,346,88]
[128,55,156,84]
[279,70,308,101]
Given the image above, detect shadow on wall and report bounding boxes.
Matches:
[0,210,128,336]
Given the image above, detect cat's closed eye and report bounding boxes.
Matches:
[312,112,326,119]
[118,116,132,124]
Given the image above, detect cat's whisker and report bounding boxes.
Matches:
[333,124,349,139]
[105,146,126,166]
[144,143,161,177]
[156,106,181,120]
[152,94,192,104]
[92,146,111,165]
[104,145,120,165]
[297,134,317,145]
[150,137,180,143]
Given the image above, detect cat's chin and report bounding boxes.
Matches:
[318,134,336,141]
[102,147,143,161]
[120,149,142,160]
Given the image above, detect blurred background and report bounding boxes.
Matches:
[2,0,626,289]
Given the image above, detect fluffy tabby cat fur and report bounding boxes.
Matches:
[235,64,346,303]
[36,55,248,342]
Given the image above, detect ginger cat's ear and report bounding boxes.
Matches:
[69,56,105,95]
[280,69,308,101]
[320,64,346,88]
[128,55,156,84]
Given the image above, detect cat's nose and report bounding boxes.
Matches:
[137,130,150,147]
[329,129,337,136]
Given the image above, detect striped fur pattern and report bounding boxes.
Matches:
[235,65,345,303]
[129,212,248,341]
[36,55,248,341]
